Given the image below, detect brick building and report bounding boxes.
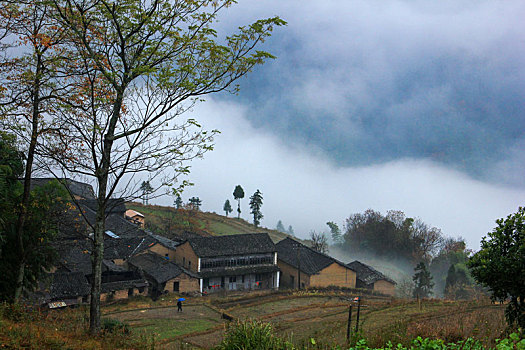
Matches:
[346,260,396,296]
[276,237,356,289]
[174,233,280,293]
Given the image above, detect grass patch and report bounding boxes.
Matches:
[133,318,217,340]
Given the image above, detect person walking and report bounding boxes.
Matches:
[177,299,182,312]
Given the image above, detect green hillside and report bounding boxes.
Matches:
[127,202,293,243]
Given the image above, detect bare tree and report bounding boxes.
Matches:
[310,231,328,254]
[44,0,285,334]
[0,0,71,301]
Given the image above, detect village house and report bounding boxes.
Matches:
[144,234,182,261]
[30,177,96,200]
[173,233,280,293]
[128,252,200,297]
[30,271,91,308]
[346,260,397,296]
[125,209,145,228]
[276,237,356,289]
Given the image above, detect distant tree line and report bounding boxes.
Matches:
[342,209,443,263]
[339,209,477,299]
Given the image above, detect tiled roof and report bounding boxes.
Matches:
[150,234,182,250]
[81,198,127,215]
[128,252,198,284]
[346,260,396,285]
[54,239,93,274]
[188,233,276,258]
[276,237,347,275]
[49,272,91,299]
[126,209,144,218]
[30,178,96,199]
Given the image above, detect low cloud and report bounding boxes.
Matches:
[214,0,525,186]
[160,99,525,250]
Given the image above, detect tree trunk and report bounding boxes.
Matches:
[13,53,42,302]
[89,203,105,334]
[237,199,240,219]
[89,91,123,334]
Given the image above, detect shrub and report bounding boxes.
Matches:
[102,317,130,334]
[215,320,295,350]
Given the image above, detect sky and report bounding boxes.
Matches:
[156,0,525,250]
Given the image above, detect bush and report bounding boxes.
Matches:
[102,318,130,334]
[215,320,294,350]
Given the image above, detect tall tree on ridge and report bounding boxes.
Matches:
[276,220,285,232]
[233,185,245,219]
[174,195,183,210]
[249,189,263,227]
[44,0,285,334]
[223,199,232,217]
[189,197,202,211]
[140,181,153,205]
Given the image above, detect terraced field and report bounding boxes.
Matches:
[105,291,506,349]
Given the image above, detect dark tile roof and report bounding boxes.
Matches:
[150,234,183,250]
[54,239,93,274]
[199,265,279,278]
[346,260,396,285]
[31,178,96,199]
[81,198,127,215]
[276,237,347,275]
[188,233,276,258]
[128,252,198,284]
[49,272,91,299]
[54,232,156,274]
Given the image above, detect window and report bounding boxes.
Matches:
[188,261,191,268]
[229,276,236,283]
[241,275,245,283]
[183,257,186,266]
[173,281,180,292]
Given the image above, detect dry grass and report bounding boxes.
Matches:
[0,304,154,349]
[1,293,508,349]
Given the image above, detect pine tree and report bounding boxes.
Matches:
[174,195,183,210]
[413,261,434,298]
[223,199,233,217]
[287,225,295,236]
[276,220,285,232]
[249,189,263,227]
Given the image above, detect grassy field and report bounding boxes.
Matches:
[99,290,506,349]
[0,290,508,349]
[127,202,294,242]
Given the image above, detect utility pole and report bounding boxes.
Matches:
[346,305,352,342]
[296,243,301,289]
[355,296,361,333]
